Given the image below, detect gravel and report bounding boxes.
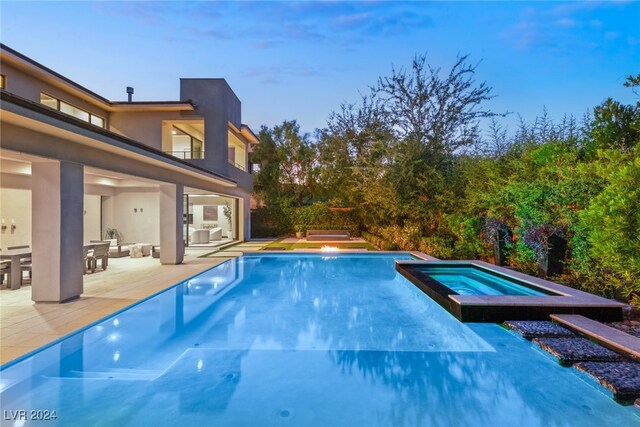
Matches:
[504,320,575,340]
[575,362,640,401]
[606,320,640,339]
[533,337,623,366]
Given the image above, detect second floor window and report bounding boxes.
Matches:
[40,93,105,128]
[170,126,204,159]
[0,74,5,89]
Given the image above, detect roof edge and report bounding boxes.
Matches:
[0,90,236,185]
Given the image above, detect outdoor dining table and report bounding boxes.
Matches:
[0,248,32,290]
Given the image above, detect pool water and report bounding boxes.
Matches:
[423,266,547,296]
[1,254,638,426]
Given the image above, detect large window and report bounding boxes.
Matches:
[227,131,247,171]
[40,93,105,128]
[170,125,204,159]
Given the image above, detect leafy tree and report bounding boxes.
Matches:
[252,120,318,208]
[252,125,282,207]
[580,147,640,301]
[374,53,502,163]
[584,98,640,155]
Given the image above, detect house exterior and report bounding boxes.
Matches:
[0,44,258,302]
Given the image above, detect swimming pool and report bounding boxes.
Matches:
[423,266,547,296]
[1,254,637,426]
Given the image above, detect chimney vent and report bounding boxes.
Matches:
[126,86,134,102]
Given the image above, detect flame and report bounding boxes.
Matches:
[320,245,340,252]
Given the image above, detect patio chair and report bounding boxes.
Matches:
[0,260,10,286]
[88,243,110,271]
[83,245,93,274]
[8,245,32,281]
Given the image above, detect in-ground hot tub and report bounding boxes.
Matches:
[395,260,625,322]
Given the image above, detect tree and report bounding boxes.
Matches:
[623,73,640,97]
[584,98,640,155]
[251,125,281,207]
[252,120,318,208]
[374,53,503,164]
[580,147,640,301]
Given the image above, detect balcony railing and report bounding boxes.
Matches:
[228,159,246,171]
[165,151,204,160]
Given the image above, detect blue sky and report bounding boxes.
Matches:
[1,1,638,135]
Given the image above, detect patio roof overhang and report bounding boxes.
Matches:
[0,90,237,189]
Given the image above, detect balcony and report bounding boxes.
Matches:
[164,150,204,160]
[228,159,246,171]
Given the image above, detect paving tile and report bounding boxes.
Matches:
[19,334,62,348]
[575,362,640,401]
[0,332,41,346]
[533,337,623,366]
[0,249,226,364]
[504,320,575,340]
[0,347,33,364]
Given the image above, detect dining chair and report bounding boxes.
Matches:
[7,245,32,282]
[83,246,93,274]
[88,243,110,271]
[0,260,10,286]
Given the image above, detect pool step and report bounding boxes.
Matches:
[45,368,162,381]
[574,362,640,402]
[532,337,623,366]
[504,320,575,340]
[504,316,640,402]
[550,314,640,360]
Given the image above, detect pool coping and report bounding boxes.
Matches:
[551,314,640,361]
[396,260,625,322]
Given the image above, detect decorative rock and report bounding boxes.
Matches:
[504,320,575,340]
[607,320,640,339]
[533,337,623,366]
[575,362,640,401]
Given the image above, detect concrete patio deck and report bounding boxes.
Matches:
[0,248,230,364]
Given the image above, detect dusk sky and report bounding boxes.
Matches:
[2,1,639,135]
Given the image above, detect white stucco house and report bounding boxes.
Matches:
[0,44,259,302]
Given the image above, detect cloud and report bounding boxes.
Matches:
[501,1,639,53]
[94,1,435,54]
[555,18,578,28]
[242,65,323,85]
[605,31,621,41]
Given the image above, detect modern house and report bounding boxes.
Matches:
[0,44,259,303]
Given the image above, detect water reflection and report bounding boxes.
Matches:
[0,255,637,426]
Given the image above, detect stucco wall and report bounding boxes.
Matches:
[106,188,160,244]
[0,187,32,249]
[83,195,101,242]
[109,111,191,151]
[180,79,241,176]
[1,63,109,122]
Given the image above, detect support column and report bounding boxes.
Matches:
[241,194,251,241]
[32,160,84,302]
[159,183,184,265]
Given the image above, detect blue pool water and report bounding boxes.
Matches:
[423,266,547,296]
[1,254,638,426]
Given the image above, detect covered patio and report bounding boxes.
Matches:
[0,247,229,364]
